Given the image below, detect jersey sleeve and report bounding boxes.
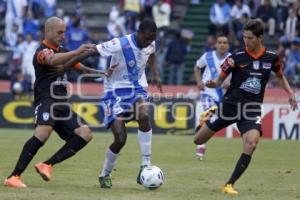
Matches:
[272,55,284,77]
[96,38,121,57]
[36,48,55,65]
[220,55,235,77]
[195,54,206,69]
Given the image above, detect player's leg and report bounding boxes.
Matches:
[4,100,54,188]
[135,99,152,184]
[223,113,261,195]
[4,125,53,188]
[35,110,92,181]
[99,119,127,188]
[195,94,218,160]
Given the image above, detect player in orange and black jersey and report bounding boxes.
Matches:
[4,17,114,188]
[194,19,298,195]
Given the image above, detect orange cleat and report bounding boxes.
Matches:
[4,176,27,188]
[35,162,52,181]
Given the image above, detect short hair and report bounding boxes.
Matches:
[138,18,157,33]
[215,33,227,39]
[243,19,264,37]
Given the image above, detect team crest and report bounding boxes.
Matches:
[253,61,260,70]
[128,60,135,67]
[42,112,50,121]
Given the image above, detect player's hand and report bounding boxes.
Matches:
[288,94,298,111]
[104,63,118,77]
[75,44,96,55]
[152,74,162,92]
[197,82,205,91]
[205,80,216,88]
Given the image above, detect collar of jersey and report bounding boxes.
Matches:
[245,47,266,60]
[42,40,59,51]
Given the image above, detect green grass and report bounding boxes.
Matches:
[0,128,299,200]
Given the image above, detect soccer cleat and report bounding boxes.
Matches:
[136,165,147,185]
[222,184,239,195]
[195,105,218,133]
[99,175,112,188]
[4,176,27,188]
[35,162,52,181]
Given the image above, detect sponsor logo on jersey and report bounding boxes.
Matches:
[227,58,234,67]
[111,39,117,45]
[240,77,262,94]
[262,62,272,69]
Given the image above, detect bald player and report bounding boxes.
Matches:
[4,17,109,188]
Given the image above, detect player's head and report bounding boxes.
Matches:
[44,17,66,47]
[215,33,229,55]
[242,19,264,51]
[137,18,157,48]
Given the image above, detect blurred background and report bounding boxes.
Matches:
[0,0,299,139]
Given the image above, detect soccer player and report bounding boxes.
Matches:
[194,19,298,194]
[4,17,112,188]
[193,34,230,160]
[81,18,161,188]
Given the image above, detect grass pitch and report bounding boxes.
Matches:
[0,128,299,200]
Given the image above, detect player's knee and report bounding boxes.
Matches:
[34,125,53,142]
[117,136,127,146]
[115,133,127,147]
[78,125,93,142]
[245,140,258,152]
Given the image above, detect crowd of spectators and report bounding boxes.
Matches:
[207,0,300,87]
[0,0,299,97]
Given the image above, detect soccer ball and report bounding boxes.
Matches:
[140,165,164,190]
[12,82,23,94]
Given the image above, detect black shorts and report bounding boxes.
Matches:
[206,102,262,135]
[34,98,85,141]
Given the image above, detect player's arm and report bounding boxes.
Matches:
[205,57,234,88]
[194,56,206,91]
[48,49,99,77]
[194,66,204,91]
[76,63,118,77]
[148,53,162,92]
[273,60,298,110]
[43,44,98,66]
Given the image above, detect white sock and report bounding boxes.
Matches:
[100,148,118,177]
[197,144,206,149]
[196,144,206,156]
[137,129,152,166]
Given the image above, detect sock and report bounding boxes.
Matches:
[196,144,206,156]
[100,148,118,177]
[9,136,44,177]
[137,129,152,166]
[44,134,87,166]
[226,153,252,185]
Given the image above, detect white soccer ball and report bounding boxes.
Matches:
[140,165,164,190]
[12,82,23,94]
